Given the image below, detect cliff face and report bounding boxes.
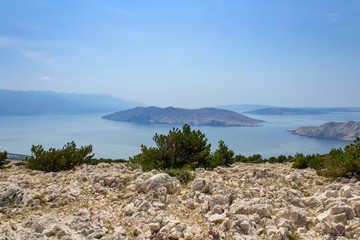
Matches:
[289,121,360,141]
[1,161,360,239]
[102,106,264,127]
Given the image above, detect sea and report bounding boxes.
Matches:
[1,112,360,159]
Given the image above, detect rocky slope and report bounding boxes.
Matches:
[289,121,360,141]
[102,107,264,127]
[1,161,360,239]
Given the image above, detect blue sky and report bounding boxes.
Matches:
[0,0,359,108]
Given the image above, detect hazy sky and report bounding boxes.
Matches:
[0,0,359,108]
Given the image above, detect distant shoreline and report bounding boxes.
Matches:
[6,153,29,161]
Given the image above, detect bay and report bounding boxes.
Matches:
[0,112,360,159]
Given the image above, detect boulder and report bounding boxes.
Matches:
[330,204,355,220]
[230,200,273,218]
[208,213,226,224]
[208,194,229,211]
[339,185,352,198]
[277,206,308,227]
[0,182,39,208]
[192,178,213,194]
[138,173,180,194]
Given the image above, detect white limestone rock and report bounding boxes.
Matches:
[192,177,213,194]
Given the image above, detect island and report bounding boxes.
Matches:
[288,121,360,141]
[246,107,360,115]
[102,106,264,127]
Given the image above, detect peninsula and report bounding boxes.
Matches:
[102,106,264,127]
[289,121,360,141]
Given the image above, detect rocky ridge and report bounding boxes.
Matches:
[1,161,360,239]
[289,121,360,141]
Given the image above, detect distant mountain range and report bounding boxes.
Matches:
[102,106,264,127]
[217,104,276,113]
[0,89,141,116]
[288,121,360,141]
[246,107,360,115]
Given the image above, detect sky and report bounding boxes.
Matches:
[0,0,359,108]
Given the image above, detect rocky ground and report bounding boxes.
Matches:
[1,161,360,240]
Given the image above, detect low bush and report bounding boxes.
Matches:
[0,151,8,167]
[87,158,127,165]
[292,137,360,178]
[25,141,94,172]
[291,153,308,169]
[207,140,235,168]
[165,167,195,184]
[130,124,211,171]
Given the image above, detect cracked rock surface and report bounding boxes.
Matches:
[1,161,360,239]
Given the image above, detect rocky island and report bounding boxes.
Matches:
[102,106,264,127]
[289,121,360,141]
[1,161,360,239]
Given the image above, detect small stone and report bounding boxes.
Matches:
[209,214,226,224]
[123,202,138,216]
[192,178,213,194]
[333,213,347,223]
[149,222,161,232]
[339,186,352,198]
[354,202,360,217]
[330,204,355,220]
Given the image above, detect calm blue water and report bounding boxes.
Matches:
[0,112,360,159]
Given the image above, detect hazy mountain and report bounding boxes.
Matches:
[0,89,141,116]
[246,107,360,115]
[217,104,276,113]
[102,106,264,126]
[288,121,360,141]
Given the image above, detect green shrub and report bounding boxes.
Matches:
[165,167,195,184]
[291,153,308,169]
[131,124,211,171]
[292,137,360,178]
[234,154,247,163]
[318,138,360,177]
[247,154,263,163]
[25,141,94,172]
[0,151,8,167]
[207,140,235,168]
[87,158,127,165]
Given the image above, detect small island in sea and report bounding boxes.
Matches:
[102,106,264,127]
[288,121,360,141]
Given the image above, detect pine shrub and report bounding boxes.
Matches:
[25,141,94,172]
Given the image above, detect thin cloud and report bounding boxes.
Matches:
[41,76,56,81]
[19,49,54,65]
[328,13,340,22]
[0,36,18,47]
[0,36,55,64]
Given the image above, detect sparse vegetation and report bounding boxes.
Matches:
[292,137,360,178]
[165,167,195,184]
[25,141,94,172]
[8,125,358,181]
[0,150,8,167]
[87,158,127,165]
[130,124,296,177]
